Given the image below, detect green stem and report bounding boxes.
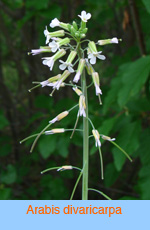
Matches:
[30,123,52,153]
[88,188,112,200]
[111,141,132,162]
[70,170,83,200]
[81,69,89,200]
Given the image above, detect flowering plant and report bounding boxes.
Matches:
[21,10,132,200]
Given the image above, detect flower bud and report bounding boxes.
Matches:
[53,49,66,61]
[98,37,120,46]
[73,59,85,83]
[58,38,70,47]
[88,41,97,53]
[85,59,94,75]
[45,128,65,135]
[92,129,101,147]
[59,22,69,31]
[80,33,86,38]
[73,87,82,96]
[53,70,71,90]
[78,95,86,117]
[49,111,69,124]
[57,111,69,121]
[57,165,73,171]
[102,135,116,141]
[66,51,77,64]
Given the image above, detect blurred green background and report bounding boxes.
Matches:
[0,0,150,200]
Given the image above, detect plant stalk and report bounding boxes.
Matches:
[81,69,89,200]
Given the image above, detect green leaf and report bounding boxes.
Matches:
[103,63,128,113]
[142,0,150,14]
[40,5,62,19]
[136,128,150,164]
[0,188,12,200]
[26,0,49,10]
[0,144,12,157]
[34,95,53,111]
[104,163,119,187]
[57,137,70,158]
[118,56,150,107]
[98,117,117,136]
[1,165,17,185]
[0,110,9,129]
[38,136,56,159]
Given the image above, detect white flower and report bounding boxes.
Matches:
[111,37,119,44]
[78,11,91,22]
[88,51,106,65]
[92,72,102,96]
[59,60,74,73]
[42,49,66,71]
[53,70,71,90]
[42,57,54,70]
[73,72,80,83]
[92,130,101,147]
[78,95,86,117]
[50,18,60,28]
[73,59,85,83]
[44,27,51,44]
[57,165,73,171]
[40,80,49,87]
[102,135,116,141]
[95,84,102,95]
[30,47,51,55]
[45,128,65,135]
[49,41,59,53]
[49,111,69,124]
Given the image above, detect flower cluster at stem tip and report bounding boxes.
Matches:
[27,10,124,180]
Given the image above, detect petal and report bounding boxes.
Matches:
[88,53,93,59]
[90,56,96,65]
[49,41,56,47]
[97,54,106,60]
[111,37,118,43]
[81,11,86,17]
[86,13,91,20]
[59,60,65,64]
[68,66,74,73]
[51,46,58,53]
[59,64,66,70]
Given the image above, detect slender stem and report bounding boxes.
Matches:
[88,188,112,200]
[30,123,52,153]
[111,141,132,162]
[70,170,83,200]
[81,68,89,200]
[98,146,104,180]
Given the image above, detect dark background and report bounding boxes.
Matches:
[0,0,150,200]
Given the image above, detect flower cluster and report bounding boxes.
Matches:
[29,10,120,105]
[27,10,124,183]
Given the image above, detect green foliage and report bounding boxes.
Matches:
[142,0,150,14]
[0,110,9,129]
[117,56,150,107]
[1,165,17,185]
[38,136,56,159]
